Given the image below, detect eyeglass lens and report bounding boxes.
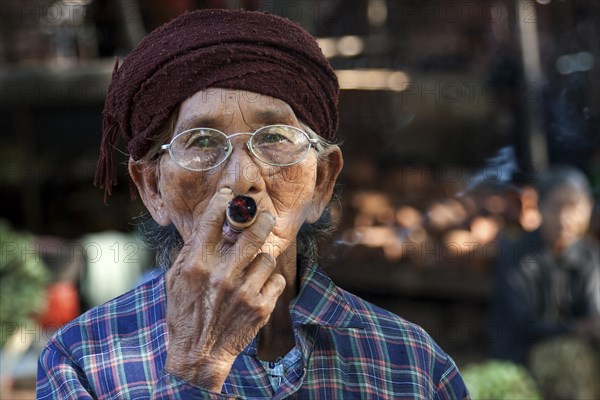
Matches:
[169,125,310,170]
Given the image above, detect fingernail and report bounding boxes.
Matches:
[265,212,276,222]
[219,188,232,194]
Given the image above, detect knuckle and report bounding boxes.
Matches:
[211,274,234,292]
[181,264,209,281]
[243,229,266,248]
[249,303,270,320]
[264,253,277,267]
[236,284,252,301]
[202,209,222,225]
[174,242,193,263]
[257,255,276,273]
[267,275,286,296]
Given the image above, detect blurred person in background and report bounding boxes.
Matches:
[36,9,468,399]
[491,165,599,398]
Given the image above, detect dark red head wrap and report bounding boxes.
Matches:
[95,8,339,199]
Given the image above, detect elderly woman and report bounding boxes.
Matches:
[37,10,468,399]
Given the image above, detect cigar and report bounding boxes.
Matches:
[226,195,258,231]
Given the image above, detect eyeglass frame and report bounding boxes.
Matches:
[160,124,321,171]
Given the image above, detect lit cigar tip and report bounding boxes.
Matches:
[226,195,258,230]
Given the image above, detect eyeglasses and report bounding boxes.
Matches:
[160,124,320,171]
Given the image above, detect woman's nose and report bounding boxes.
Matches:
[219,142,265,194]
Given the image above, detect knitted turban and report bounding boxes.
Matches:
[95,8,339,198]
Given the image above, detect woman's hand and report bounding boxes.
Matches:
[163,188,287,391]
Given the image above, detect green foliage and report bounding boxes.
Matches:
[462,360,542,400]
[0,220,49,346]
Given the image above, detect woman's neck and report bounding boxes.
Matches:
[257,246,299,361]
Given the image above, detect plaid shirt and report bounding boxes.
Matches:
[37,260,469,399]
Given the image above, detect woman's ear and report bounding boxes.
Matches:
[128,158,172,226]
[306,146,344,223]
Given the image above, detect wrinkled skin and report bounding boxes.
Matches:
[129,89,343,391]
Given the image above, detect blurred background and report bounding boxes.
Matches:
[1,0,599,398]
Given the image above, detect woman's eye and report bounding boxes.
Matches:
[189,135,219,149]
[262,133,288,143]
[258,128,296,145]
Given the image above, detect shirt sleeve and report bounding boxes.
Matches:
[434,357,471,400]
[36,341,94,400]
[36,340,236,400]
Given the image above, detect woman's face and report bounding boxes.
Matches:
[132,88,342,260]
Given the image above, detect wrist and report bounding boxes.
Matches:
[165,354,234,392]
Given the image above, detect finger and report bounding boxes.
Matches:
[232,211,276,270]
[259,272,286,304]
[171,188,232,272]
[195,188,233,243]
[242,252,277,292]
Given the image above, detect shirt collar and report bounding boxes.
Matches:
[289,257,365,330]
